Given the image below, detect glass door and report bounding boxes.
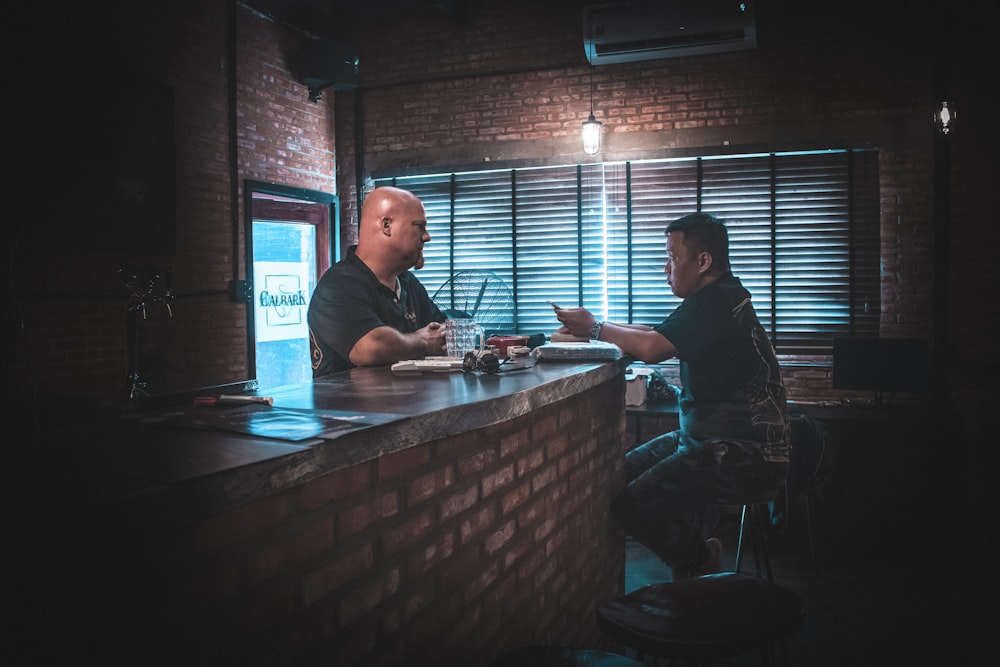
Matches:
[245,181,338,391]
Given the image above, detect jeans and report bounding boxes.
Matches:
[611,429,789,572]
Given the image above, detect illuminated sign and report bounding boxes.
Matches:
[253,261,310,342]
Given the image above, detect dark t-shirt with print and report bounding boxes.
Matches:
[655,272,790,461]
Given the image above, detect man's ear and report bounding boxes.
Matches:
[697,251,713,274]
[381,217,392,235]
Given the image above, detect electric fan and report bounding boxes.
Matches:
[431,270,515,336]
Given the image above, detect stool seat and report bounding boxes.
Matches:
[597,573,806,665]
[489,645,645,667]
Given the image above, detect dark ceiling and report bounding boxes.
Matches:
[246,0,475,36]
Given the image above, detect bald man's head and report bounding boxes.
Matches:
[356,186,431,280]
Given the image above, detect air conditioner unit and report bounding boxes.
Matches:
[583,1,757,65]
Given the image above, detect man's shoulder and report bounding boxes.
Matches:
[320,256,372,283]
[693,274,750,305]
[313,263,376,303]
[702,272,743,291]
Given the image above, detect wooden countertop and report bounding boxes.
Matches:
[41,358,627,521]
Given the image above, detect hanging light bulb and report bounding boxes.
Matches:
[582,113,602,156]
[582,66,602,156]
[934,101,956,135]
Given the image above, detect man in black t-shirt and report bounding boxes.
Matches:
[308,186,447,377]
[554,212,790,580]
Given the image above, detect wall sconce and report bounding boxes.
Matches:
[934,101,956,135]
[582,66,603,156]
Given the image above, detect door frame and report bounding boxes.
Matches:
[243,180,339,385]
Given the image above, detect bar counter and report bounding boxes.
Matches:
[86,357,626,514]
[26,357,630,666]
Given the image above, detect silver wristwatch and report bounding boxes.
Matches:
[589,321,604,340]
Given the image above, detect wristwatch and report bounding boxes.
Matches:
[589,321,604,340]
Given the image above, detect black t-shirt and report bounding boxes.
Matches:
[655,272,790,460]
[307,246,446,377]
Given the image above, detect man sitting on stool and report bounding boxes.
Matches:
[553,212,791,579]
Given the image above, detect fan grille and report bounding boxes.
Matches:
[431,270,515,334]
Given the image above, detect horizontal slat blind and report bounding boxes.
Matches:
[847,149,881,339]
[773,151,852,351]
[606,160,698,325]
[513,165,604,330]
[701,154,776,333]
[452,171,515,282]
[391,174,455,297]
[375,148,880,353]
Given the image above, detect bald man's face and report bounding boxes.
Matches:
[392,199,431,270]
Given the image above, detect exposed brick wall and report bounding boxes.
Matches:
[334,0,995,402]
[13,2,336,402]
[59,375,626,666]
[624,359,915,411]
[9,0,994,659]
[13,1,993,408]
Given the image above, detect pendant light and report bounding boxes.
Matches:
[582,65,602,156]
[934,101,956,135]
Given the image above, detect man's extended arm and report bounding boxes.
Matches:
[348,321,446,366]
[554,306,677,363]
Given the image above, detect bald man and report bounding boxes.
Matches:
[307,186,447,377]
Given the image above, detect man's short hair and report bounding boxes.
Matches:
[666,212,731,272]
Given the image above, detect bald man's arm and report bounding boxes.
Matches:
[348,322,447,366]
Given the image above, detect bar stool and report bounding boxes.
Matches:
[733,492,780,581]
[489,646,646,667]
[596,572,806,666]
[680,407,829,586]
[729,404,831,581]
[703,487,781,583]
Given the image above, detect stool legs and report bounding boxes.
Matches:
[734,502,774,581]
[733,503,791,665]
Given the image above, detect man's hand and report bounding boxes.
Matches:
[420,321,447,356]
[350,322,446,366]
[552,305,595,339]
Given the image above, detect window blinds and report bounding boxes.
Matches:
[376,148,880,354]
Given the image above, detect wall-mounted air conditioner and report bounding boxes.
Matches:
[583,1,757,65]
